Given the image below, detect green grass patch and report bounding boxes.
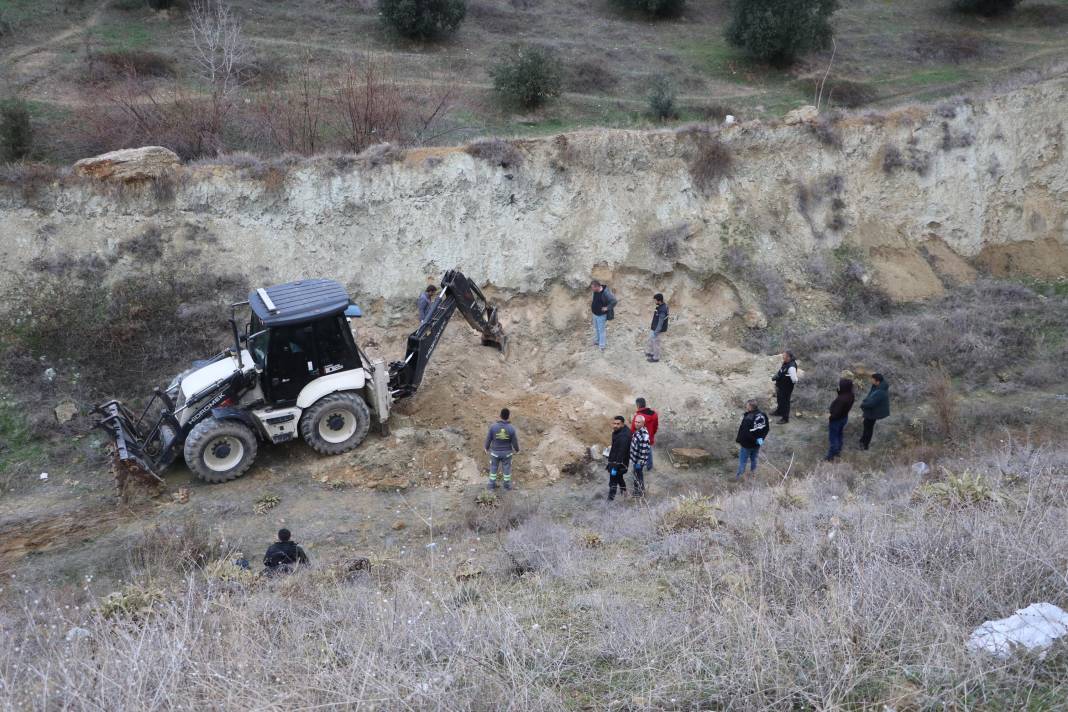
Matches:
[0,400,45,476]
[899,67,971,87]
[94,20,154,51]
[676,38,788,86]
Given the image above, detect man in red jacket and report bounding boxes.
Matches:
[631,397,659,470]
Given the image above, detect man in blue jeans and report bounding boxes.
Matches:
[825,377,855,461]
[734,400,770,481]
[589,280,617,352]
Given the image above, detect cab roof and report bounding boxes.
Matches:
[249,279,351,327]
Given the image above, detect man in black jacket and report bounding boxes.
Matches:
[645,293,669,363]
[771,351,799,424]
[825,377,855,461]
[606,416,630,500]
[735,400,770,481]
[263,528,309,576]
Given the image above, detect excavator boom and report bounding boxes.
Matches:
[388,270,506,399]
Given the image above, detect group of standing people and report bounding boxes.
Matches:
[589,280,669,362]
[733,351,893,480]
[605,398,659,500]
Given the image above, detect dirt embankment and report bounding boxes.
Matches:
[0,77,1065,310]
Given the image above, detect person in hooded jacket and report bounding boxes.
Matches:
[859,373,890,450]
[825,377,855,461]
[734,400,770,480]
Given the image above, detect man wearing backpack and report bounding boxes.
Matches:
[263,528,309,576]
[590,280,618,352]
[645,293,669,363]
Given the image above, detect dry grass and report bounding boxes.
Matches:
[2,443,1067,709]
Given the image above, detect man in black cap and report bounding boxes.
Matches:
[263,528,309,576]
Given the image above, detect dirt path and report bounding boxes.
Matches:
[3,0,109,90]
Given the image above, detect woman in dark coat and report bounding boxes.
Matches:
[825,377,855,461]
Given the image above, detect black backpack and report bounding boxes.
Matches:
[604,286,616,321]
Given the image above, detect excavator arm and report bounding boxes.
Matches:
[388,270,506,399]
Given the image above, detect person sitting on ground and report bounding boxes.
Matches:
[735,399,770,481]
[484,407,520,491]
[606,415,631,501]
[771,350,799,424]
[629,415,651,497]
[631,398,659,471]
[825,377,855,462]
[417,285,438,324]
[645,293,669,363]
[859,373,890,451]
[263,528,309,576]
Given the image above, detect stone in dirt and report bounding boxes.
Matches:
[172,487,189,504]
[54,402,78,423]
[669,448,712,468]
[783,105,818,125]
[391,519,406,531]
[967,603,1068,659]
[73,146,180,182]
[455,559,483,581]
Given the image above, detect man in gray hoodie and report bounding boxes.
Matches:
[484,408,520,490]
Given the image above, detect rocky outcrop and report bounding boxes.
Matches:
[72,146,181,182]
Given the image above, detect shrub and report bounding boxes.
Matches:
[726,0,839,67]
[1,99,33,161]
[490,45,563,109]
[610,0,685,18]
[660,494,720,532]
[688,136,732,192]
[566,59,617,93]
[464,138,523,168]
[129,518,225,576]
[952,0,1021,16]
[915,470,1004,508]
[648,223,690,260]
[378,0,467,40]
[823,79,876,108]
[647,75,678,120]
[95,49,175,78]
[927,367,958,440]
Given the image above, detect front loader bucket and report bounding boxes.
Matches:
[93,399,175,487]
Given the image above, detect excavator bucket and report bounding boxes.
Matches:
[440,269,507,350]
[93,396,177,488]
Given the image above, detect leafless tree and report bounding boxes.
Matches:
[189,0,248,153]
[256,55,328,155]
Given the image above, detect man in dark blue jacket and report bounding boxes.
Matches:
[859,373,890,450]
[645,293,669,363]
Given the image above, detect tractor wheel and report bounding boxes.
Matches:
[184,417,258,484]
[300,392,370,455]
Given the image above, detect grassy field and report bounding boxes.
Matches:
[2,0,1068,158]
[2,442,1066,709]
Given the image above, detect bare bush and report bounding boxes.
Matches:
[927,366,958,440]
[647,223,691,260]
[333,59,405,154]
[464,138,523,168]
[687,135,732,193]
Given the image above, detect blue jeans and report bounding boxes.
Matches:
[827,417,848,460]
[593,314,607,349]
[736,447,759,477]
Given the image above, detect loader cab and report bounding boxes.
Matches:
[246,280,362,405]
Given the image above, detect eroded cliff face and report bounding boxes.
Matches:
[1,77,1065,307]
